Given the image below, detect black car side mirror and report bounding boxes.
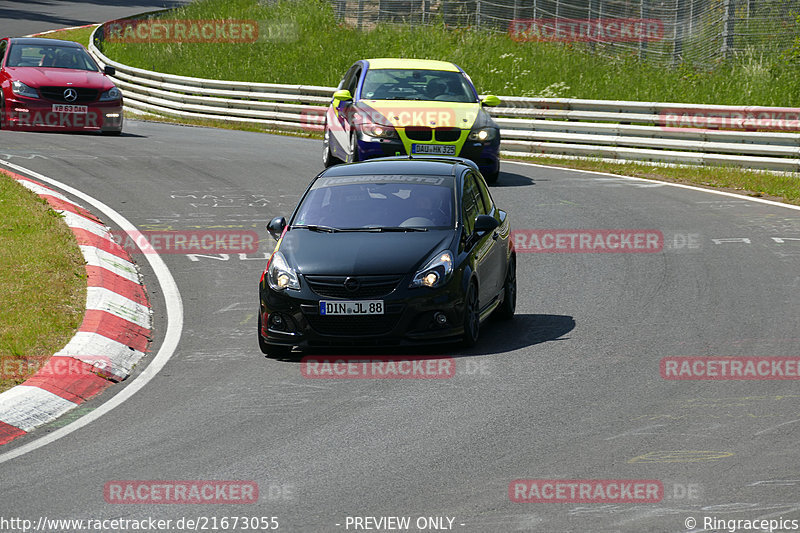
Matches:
[103,65,116,76]
[474,214,499,235]
[267,216,287,240]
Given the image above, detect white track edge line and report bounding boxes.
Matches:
[0,159,184,464]
[504,159,800,212]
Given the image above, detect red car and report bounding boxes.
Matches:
[0,37,122,134]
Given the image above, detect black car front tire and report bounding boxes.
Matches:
[495,254,516,320]
[462,280,480,347]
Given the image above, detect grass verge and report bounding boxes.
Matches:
[35,25,96,47]
[0,172,86,393]
[99,0,800,106]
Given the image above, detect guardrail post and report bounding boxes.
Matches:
[672,0,684,65]
[639,0,648,59]
[721,0,736,58]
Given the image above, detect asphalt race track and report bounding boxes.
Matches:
[0,0,191,38]
[1,5,800,533]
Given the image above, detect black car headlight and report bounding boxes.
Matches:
[99,87,121,102]
[11,81,38,99]
[468,127,497,142]
[267,251,300,291]
[410,251,453,289]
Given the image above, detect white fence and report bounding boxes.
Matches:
[88,25,800,172]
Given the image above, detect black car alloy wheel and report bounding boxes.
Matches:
[496,254,516,320]
[462,281,480,347]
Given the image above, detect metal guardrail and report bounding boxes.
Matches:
[88,24,800,172]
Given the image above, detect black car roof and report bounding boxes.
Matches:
[7,37,83,48]
[319,157,475,179]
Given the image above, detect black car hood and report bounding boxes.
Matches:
[280,229,454,276]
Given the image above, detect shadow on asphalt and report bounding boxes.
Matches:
[267,313,575,362]
[492,171,536,188]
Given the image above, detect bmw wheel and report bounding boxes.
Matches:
[322,128,341,167]
[349,132,360,163]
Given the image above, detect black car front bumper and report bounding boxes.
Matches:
[259,273,468,348]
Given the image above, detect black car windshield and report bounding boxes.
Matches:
[293,175,455,230]
[6,44,98,71]
[361,69,477,103]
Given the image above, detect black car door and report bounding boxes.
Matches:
[461,171,501,309]
[474,172,508,296]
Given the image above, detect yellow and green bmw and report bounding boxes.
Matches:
[322,58,502,183]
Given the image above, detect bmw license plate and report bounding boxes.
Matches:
[411,144,456,155]
[319,300,384,315]
[52,104,87,114]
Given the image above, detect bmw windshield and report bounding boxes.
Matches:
[292,175,455,230]
[361,69,477,103]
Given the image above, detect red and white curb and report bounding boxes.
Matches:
[0,172,152,446]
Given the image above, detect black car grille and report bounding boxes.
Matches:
[305,275,402,299]
[434,127,462,142]
[39,86,99,104]
[404,127,432,141]
[304,313,401,336]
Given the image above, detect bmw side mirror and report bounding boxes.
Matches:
[481,95,501,107]
[333,89,352,101]
[103,65,116,76]
[474,214,499,235]
[267,216,287,240]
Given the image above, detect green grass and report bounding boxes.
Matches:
[0,172,86,393]
[35,25,96,47]
[98,0,800,106]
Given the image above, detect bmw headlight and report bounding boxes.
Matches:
[11,81,38,99]
[361,121,399,139]
[410,251,453,289]
[468,127,497,142]
[99,87,121,102]
[267,251,300,291]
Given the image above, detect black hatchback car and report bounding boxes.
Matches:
[258,157,515,356]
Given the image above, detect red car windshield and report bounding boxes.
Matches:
[6,44,98,71]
